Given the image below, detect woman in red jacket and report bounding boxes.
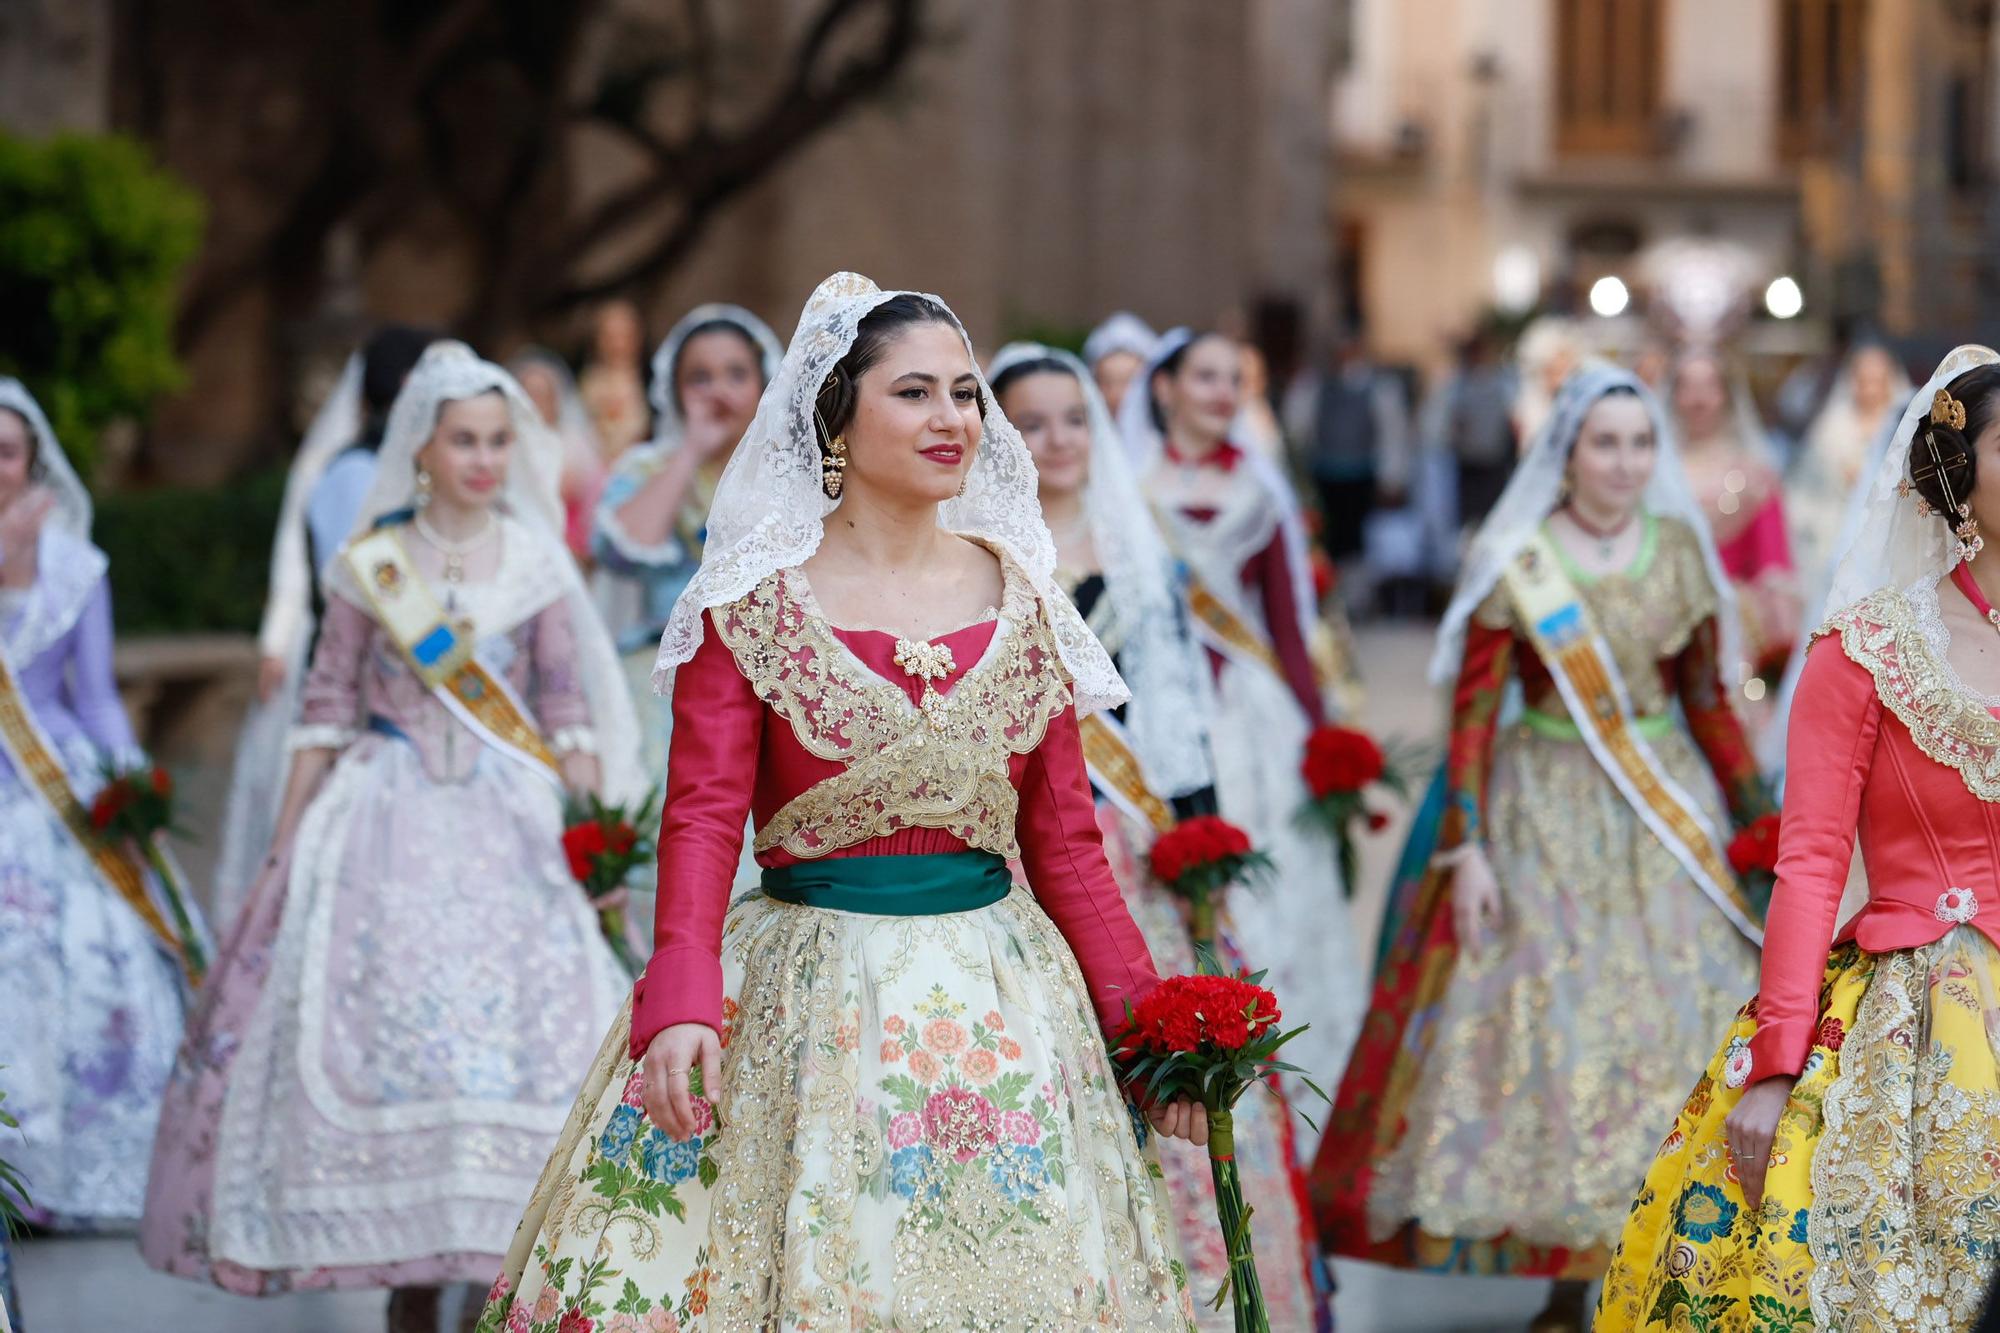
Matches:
[1598,345,2000,1331]
[476,274,1203,1332]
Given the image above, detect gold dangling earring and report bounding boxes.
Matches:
[822,433,848,499]
[1956,503,1985,565]
[415,467,433,509]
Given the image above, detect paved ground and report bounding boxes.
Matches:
[13,620,1562,1332]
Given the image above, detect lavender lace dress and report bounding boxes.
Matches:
[140,524,625,1293]
[0,528,187,1229]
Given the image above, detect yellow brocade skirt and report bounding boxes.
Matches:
[1596,929,2000,1331]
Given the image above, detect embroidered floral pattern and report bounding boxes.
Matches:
[1721,1037,1755,1089]
[479,893,1193,1332]
[1825,585,2000,801]
[711,554,1070,861]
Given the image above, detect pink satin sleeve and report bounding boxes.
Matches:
[1721,493,1795,581]
[1252,531,1326,727]
[1015,704,1163,1032]
[1747,638,1880,1081]
[297,594,374,731]
[629,616,763,1058]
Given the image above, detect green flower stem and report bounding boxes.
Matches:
[1203,1106,1268,1333]
[1189,892,1218,956]
[598,905,645,978]
[141,837,207,986]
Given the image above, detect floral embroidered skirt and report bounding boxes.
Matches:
[1312,730,1758,1277]
[140,739,624,1293]
[478,883,1195,1331]
[0,740,186,1229]
[1596,929,2000,1330]
[1098,806,1327,1330]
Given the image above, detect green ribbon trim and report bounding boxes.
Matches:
[1520,706,1675,742]
[761,851,1011,916]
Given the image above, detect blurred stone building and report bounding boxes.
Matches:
[1,0,1339,481]
[1334,0,2000,371]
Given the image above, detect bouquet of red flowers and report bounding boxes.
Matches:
[561,790,656,976]
[88,762,207,985]
[1298,724,1412,897]
[1148,815,1271,950]
[1113,962,1321,1332]
[1727,812,1782,899]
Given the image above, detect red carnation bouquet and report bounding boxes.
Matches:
[1298,724,1413,898]
[560,790,656,976]
[89,762,207,985]
[1113,960,1322,1332]
[1727,812,1782,899]
[1148,815,1272,951]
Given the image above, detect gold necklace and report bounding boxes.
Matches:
[414,511,498,585]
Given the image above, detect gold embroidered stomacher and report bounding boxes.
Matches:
[1822,586,2000,801]
[714,567,1071,861]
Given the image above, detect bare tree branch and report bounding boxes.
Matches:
[545,0,923,314]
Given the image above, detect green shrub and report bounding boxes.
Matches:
[0,132,205,478]
[97,472,283,635]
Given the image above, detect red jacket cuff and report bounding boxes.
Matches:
[1746,1017,1812,1085]
[628,947,725,1061]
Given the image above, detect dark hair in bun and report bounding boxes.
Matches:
[812,294,962,458]
[988,355,1075,403]
[1908,364,2000,532]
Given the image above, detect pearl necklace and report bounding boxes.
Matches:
[414,511,498,585]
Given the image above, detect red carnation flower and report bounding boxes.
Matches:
[150,765,172,797]
[1365,809,1390,833]
[1148,816,1255,888]
[561,821,609,883]
[1727,814,1782,877]
[1125,973,1281,1055]
[88,784,130,832]
[1301,725,1386,797]
[1311,549,1337,602]
[605,821,638,855]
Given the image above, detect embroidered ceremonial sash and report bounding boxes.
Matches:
[1502,530,1764,945]
[1183,576,1288,684]
[1078,712,1177,835]
[343,528,561,786]
[0,645,182,960]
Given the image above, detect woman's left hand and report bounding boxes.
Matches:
[1148,1097,1209,1146]
[560,752,602,796]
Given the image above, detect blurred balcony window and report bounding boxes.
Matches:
[1776,0,1866,161]
[1554,0,1664,157]
[1943,3,1996,191]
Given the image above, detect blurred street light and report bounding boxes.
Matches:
[1764,275,1804,319]
[1588,275,1630,318]
[1493,246,1541,313]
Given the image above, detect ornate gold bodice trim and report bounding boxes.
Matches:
[712,551,1073,860]
[1821,585,2000,801]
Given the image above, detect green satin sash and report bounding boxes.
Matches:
[760,851,1011,916]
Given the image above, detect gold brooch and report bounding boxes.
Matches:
[1932,388,1968,431]
[372,560,404,595]
[893,637,957,730]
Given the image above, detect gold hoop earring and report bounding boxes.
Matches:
[415,468,433,509]
[822,433,848,499]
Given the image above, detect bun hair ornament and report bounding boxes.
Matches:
[1900,387,1984,564]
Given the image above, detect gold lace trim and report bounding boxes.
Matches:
[1822,587,2000,801]
[713,557,1072,861]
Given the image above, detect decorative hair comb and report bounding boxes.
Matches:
[1901,387,1982,562]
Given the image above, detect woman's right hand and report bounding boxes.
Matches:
[1450,845,1502,959]
[256,654,290,704]
[642,1022,722,1138]
[0,486,53,577]
[1725,1074,1797,1211]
